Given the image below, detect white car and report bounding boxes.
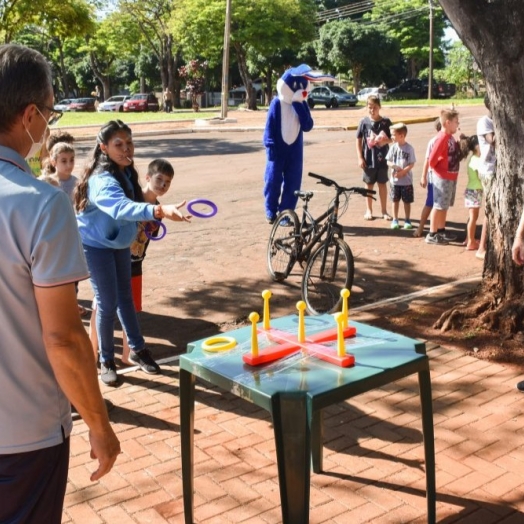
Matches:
[357,87,388,102]
[54,99,74,112]
[97,95,131,112]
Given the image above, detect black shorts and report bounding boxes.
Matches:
[362,166,388,185]
[0,437,70,524]
[390,184,414,203]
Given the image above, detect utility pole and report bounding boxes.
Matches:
[428,0,434,100]
[220,0,232,119]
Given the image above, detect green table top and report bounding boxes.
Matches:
[180,315,427,411]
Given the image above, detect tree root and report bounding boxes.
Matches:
[433,290,524,335]
[433,296,493,332]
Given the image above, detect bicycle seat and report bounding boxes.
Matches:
[295,190,314,201]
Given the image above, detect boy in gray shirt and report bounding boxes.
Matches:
[386,122,416,230]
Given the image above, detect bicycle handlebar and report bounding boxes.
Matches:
[308,172,376,198]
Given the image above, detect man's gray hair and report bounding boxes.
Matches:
[0,44,52,134]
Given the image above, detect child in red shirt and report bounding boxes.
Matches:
[425,109,460,245]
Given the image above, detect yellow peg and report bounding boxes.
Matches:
[340,288,350,329]
[249,312,260,357]
[262,289,272,330]
[296,301,307,343]
[334,312,346,357]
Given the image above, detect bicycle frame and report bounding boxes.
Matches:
[294,189,345,265]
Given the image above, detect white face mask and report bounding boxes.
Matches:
[24,107,48,161]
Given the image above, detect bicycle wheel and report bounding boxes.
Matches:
[267,210,300,281]
[302,238,354,315]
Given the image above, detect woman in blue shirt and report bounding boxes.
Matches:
[75,120,190,386]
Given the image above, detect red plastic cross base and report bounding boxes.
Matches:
[306,343,355,368]
[241,325,357,367]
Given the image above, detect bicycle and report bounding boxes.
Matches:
[267,172,376,315]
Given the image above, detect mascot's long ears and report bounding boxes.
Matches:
[285,63,335,83]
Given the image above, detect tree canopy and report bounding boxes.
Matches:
[315,19,399,92]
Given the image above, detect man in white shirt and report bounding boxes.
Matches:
[0,44,120,524]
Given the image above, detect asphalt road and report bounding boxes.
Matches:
[74,108,485,356]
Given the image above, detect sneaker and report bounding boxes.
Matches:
[403,221,413,230]
[425,233,448,245]
[516,380,524,392]
[129,348,161,374]
[100,360,119,386]
[266,216,275,225]
[440,231,457,242]
[278,217,293,227]
[391,219,400,230]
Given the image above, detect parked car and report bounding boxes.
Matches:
[123,93,159,112]
[68,97,96,112]
[387,79,456,100]
[356,87,388,102]
[98,95,131,112]
[307,86,357,109]
[54,99,74,112]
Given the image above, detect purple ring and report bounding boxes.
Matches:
[187,198,218,218]
[144,221,167,241]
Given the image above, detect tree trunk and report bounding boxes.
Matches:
[89,52,110,101]
[352,64,362,93]
[234,42,257,110]
[57,42,70,97]
[436,0,524,327]
[265,66,273,106]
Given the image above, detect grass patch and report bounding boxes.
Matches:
[55,109,222,128]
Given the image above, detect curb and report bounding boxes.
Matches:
[71,116,439,142]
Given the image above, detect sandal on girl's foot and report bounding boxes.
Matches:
[364,212,374,220]
[383,213,393,221]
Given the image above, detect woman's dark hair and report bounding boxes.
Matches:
[74,120,144,212]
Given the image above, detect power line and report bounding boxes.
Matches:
[317,0,441,24]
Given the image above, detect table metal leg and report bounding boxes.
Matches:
[271,393,310,524]
[311,409,323,473]
[180,369,196,524]
[418,366,436,524]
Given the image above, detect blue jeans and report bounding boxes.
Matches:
[83,245,145,363]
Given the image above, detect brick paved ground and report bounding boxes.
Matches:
[60,105,524,523]
[63,307,524,524]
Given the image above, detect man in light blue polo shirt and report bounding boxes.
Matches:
[0,44,120,524]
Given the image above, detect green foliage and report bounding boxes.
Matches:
[367,0,447,77]
[315,19,399,90]
[172,0,316,69]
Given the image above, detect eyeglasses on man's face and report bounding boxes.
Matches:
[41,105,63,126]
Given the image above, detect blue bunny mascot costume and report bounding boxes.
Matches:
[263,64,334,223]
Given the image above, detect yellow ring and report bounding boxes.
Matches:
[201,336,237,352]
